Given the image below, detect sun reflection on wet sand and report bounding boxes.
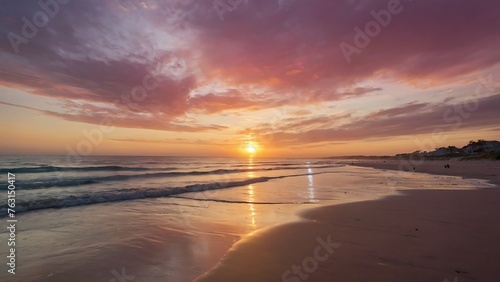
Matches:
[248,184,256,228]
[308,166,317,202]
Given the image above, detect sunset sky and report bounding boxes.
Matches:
[1,0,499,157]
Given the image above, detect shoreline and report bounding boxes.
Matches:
[349,159,500,186]
[195,160,500,281]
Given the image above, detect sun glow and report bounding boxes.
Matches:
[245,142,258,155]
[247,146,256,154]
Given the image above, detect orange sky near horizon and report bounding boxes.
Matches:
[1,0,499,158]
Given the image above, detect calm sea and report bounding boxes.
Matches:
[0,156,338,216]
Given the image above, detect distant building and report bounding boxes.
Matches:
[426,147,461,157]
[396,140,499,158]
[484,141,500,151]
[428,147,450,157]
[463,141,500,155]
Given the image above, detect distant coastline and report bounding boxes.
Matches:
[327,139,500,161]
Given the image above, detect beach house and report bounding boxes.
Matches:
[463,140,500,154]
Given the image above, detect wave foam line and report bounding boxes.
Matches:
[0,172,331,216]
[0,165,168,174]
[4,165,342,190]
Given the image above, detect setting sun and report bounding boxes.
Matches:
[246,142,258,155]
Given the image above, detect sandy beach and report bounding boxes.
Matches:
[195,160,500,281]
[1,158,498,281]
[351,159,500,185]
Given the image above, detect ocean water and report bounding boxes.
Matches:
[0,156,344,216]
[0,156,490,282]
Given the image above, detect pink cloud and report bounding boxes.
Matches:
[188,0,500,89]
[251,94,500,146]
[0,0,499,140]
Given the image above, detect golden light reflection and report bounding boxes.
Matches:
[247,156,254,178]
[308,167,316,202]
[248,184,256,228]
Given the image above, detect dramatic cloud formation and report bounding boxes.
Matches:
[250,94,500,146]
[0,0,499,155]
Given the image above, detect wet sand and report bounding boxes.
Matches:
[195,160,500,281]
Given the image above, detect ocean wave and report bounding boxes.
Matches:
[0,165,170,174]
[0,172,327,216]
[2,165,342,190]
